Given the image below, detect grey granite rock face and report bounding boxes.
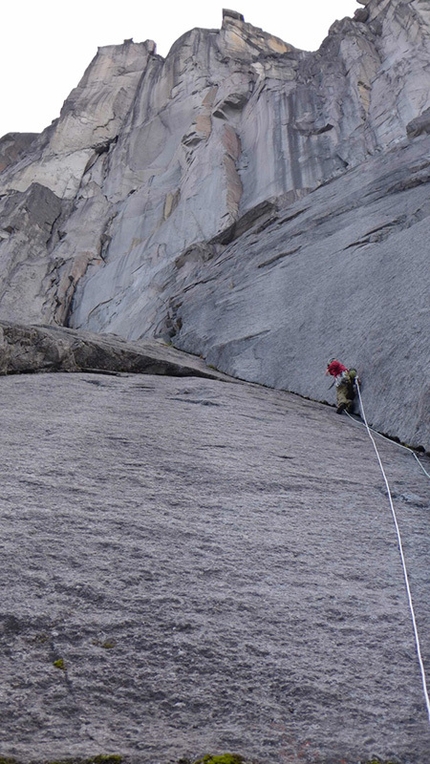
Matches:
[0,0,429,448]
[0,184,62,323]
[0,132,39,173]
[0,321,231,380]
[1,372,430,763]
[166,135,430,451]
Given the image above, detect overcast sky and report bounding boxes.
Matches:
[0,0,358,139]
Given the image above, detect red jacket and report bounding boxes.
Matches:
[326,360,348,378]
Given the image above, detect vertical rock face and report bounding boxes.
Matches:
[0,183,62,322]
[0,0,429,448]
[0,40,155,199]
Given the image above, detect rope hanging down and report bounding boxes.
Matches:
[346,408,430,481]
[354,380,430,724]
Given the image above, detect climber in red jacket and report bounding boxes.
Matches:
[326,359,357,414]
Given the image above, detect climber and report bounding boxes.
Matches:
[325,359,358,414]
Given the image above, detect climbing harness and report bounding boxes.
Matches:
[353,379,430,723]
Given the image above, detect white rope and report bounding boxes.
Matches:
[354,380,430,723]
[411,452,430,480]
[345,410,430,481]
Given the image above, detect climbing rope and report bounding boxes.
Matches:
[353,380,430,723]
[345,410,430,481]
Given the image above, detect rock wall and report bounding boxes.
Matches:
[168,135,430,451]
[0,0,429,448]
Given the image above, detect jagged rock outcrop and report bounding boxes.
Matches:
[0,0,429,449]
[0,132,39,173]
[0,321,231,380]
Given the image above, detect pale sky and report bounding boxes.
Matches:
[0,0,358,139]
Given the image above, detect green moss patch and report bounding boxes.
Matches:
[193,755,244,764]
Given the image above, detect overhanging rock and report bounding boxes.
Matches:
[0,322,233,381]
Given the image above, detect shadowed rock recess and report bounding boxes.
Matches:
[0,1,430,763]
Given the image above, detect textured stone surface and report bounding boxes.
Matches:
[0,185,63,323]
[0,132,38,173]
[0,321,231,380]
[166,134,430,452]
[0,372,429,764]
[0,6,429,762]
[0,40,155,199]
[0,0,429,448]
